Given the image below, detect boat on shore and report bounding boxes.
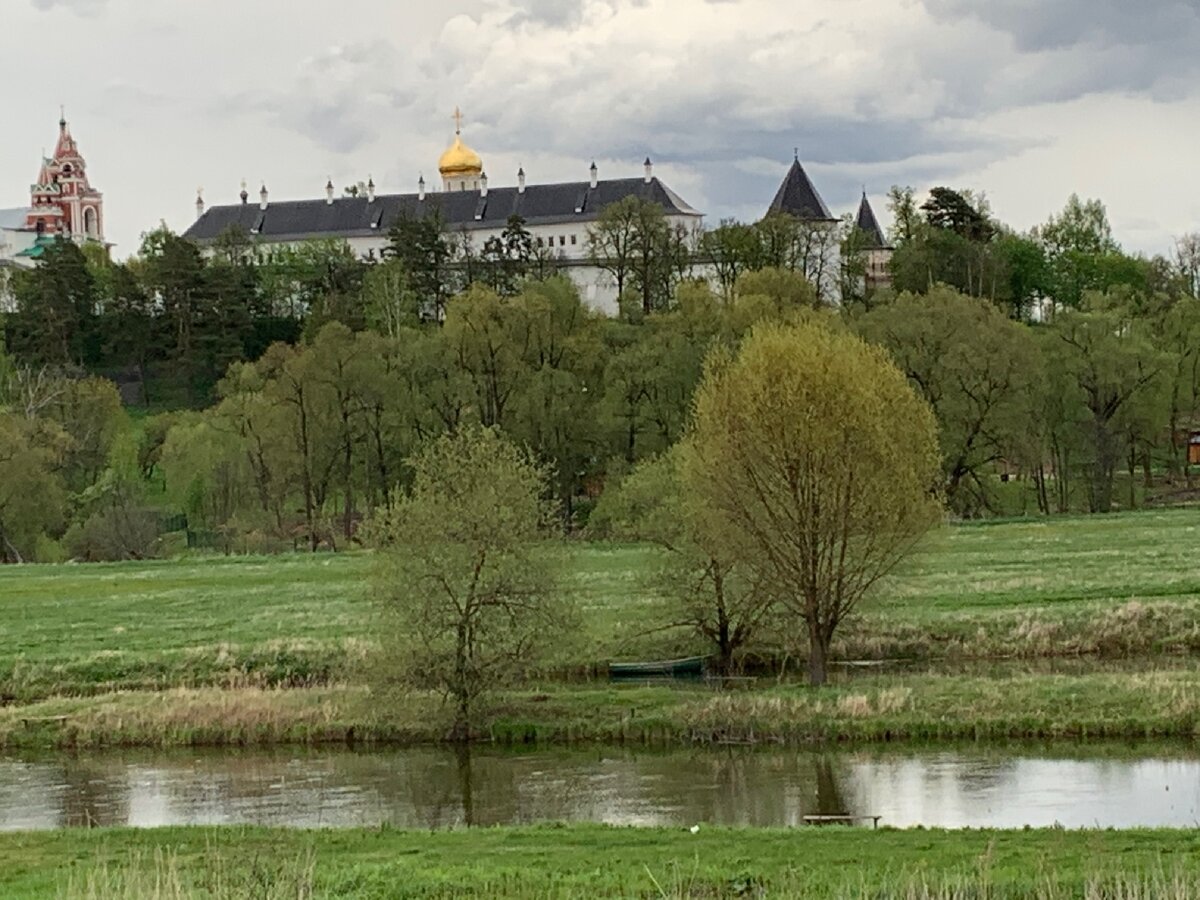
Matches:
[608,656,708,680]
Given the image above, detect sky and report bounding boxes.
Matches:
[3,0,1199,259]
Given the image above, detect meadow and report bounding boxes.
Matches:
[3,509,1200,704]
[3,824,1200,898]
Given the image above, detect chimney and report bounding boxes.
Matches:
[367,176,375,203]
[195,188,205,220]
[518,167,526,194]
[325,178,335,205]
[239,179,249,205]
[259,183,269,210]
[418,174,426,201]
[644,157,653,184]
[480,171,488,198]
[589,161,598,189]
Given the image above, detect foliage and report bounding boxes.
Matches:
[368,426,568,737]
[591,450,774,673]
[856,287,1040,515]
[681,321,942,685]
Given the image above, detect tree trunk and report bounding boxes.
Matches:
[806,620,829,687]
[453,621,471,741]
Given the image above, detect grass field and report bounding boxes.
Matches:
[3,824,1200,898]
[3,509,1200,704]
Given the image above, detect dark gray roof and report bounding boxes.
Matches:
[767,158,835,222]
[855,192,888,249]
[183,177,701,244]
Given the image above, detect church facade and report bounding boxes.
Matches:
[1,114,108,277]
[183,111,891,313]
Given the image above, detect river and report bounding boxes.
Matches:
[2,743,1197,831]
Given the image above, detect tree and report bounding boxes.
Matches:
[1046,294,1167,512]
[680,321,941,685]
[591,450,775,673]
[1035,195,1122,309]
[700,220,763,301]
[589,196,691,314]
[857,287,1040,515]
[7,238,100,367]
[386,210,457,320]
[369,425,568,739]
[0,413,66,563]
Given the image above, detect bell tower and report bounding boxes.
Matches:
[26,111,105,244]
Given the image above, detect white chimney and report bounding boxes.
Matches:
[589,161,598,189]
[644,157,653,184]
[418,174,426,201]
[326,178,335,205]
[195,188,205,220]
[259,183,269,210]
[367,176,376,203]
[518,167,526,194]
[480,171,488,198]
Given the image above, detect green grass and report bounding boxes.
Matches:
[3,824,1200,898]
[5,509,1200,703]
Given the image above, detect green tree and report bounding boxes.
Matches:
[589,197,691,314]
[857,287,1040,515]
[7,238,100,367]
[592,450,775,674]
[680,321,941,685]
[700,220,764,301]
[1047,294,1167,512]
[0,413,66,563]
[369,425,567,739]
[386,210,457,320]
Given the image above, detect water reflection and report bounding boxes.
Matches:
[1,744,1197,832]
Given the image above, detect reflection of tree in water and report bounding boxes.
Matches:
[57,757,131,827]
[456,743,474,827]
[813,756,848,816]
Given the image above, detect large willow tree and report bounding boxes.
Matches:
[680,321,942,685]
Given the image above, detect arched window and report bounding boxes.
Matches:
[36,219,46,235]
[84,207,98,238]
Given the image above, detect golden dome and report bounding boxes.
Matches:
[439,134,483,177]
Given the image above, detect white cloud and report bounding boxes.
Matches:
[3,0,1197,257]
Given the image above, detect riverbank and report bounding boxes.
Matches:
[3,824,1200,898]
[3,666,1198,751]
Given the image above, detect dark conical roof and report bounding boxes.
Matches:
[855,192,888,249]
[767,157,835,221]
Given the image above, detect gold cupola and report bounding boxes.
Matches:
[438,107,484,184]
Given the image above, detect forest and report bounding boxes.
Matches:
[2,186,1200,564]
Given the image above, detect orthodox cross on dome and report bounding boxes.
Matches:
[452,106,464,135]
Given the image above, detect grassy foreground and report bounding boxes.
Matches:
[3,509,1200,703]
[3,824,1200,898]
[3,666,1199,751]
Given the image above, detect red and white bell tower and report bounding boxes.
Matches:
[25,112,105,244]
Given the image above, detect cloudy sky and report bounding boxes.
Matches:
[4,0,1199,258]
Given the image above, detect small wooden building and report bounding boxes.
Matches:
[1189,431,1200,466]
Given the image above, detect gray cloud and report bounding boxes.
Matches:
[925,0,1200,100]
[31,0,107,13]
[925,0,1200,52]
[505,0,588,29]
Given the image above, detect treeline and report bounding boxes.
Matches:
[2,187,1200,562]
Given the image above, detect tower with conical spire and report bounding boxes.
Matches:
[854,190,893,291]
[25,111,105,246]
